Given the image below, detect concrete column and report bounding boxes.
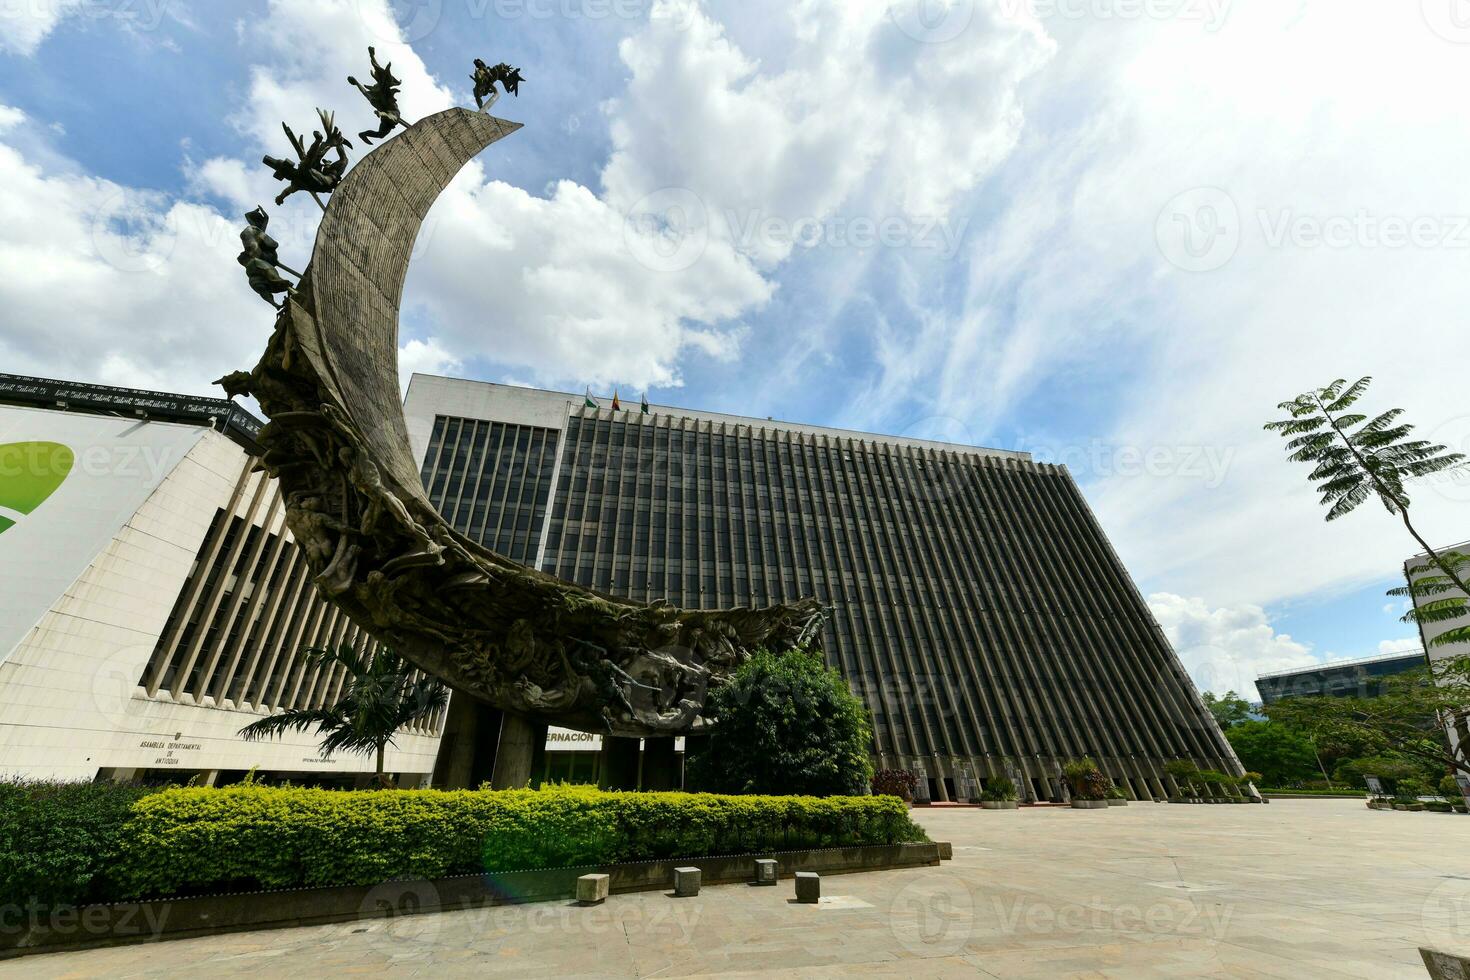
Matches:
[599,736,641,790]
[642,738,678,791]
[931,756,951,801]
[490,713,544,790]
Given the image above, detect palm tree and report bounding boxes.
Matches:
[238,643,447,786]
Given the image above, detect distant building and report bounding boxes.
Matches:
[1405,544,1470,784]
[404,374,1241,803]
[0,374,443,785]
[1255,650,1426,705]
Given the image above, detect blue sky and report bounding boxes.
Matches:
[2,0,1468,698]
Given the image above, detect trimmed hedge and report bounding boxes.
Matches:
[0,779,158,910]
[111,785,928,900]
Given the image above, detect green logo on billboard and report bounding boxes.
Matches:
[0,442,74,536]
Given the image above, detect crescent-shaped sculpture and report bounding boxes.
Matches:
[231,108,823,737]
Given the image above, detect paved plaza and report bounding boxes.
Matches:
[12,799,1467,978]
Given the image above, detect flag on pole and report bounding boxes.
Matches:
[584,387,596,408]
[611,388,622,411]
[640,391,650,415]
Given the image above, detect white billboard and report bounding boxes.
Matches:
[0,406,204,664]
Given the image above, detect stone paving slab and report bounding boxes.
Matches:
[8,799,1467,978]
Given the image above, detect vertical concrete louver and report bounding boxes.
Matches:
[138,456,445,736]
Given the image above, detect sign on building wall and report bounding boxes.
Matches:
[0,406,202,664]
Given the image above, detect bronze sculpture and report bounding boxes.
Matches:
[471,58,524,112]
[261,109,352,210]
[348,47,404,146]
[226,99,821,739]
[236,206,297,308]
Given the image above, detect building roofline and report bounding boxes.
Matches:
[405,372,1031,461]
[1255,648,1425,681]
[0,372,264,453]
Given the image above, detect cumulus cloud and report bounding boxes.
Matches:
[1377,637,1423,657]
[0,0,81,55]
[1148,593,1317,700]
[860,3,1470,612]
[0,138,265,395]
[397,338,460,393]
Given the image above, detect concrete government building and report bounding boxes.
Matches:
[0,372,1238,799]
[405,375,1240,802]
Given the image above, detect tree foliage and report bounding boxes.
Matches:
[1264,657,1470,778]
[1265,376,1470,644]
[1202,690,1252,728]
[685,649,875,797]
[1223,721,1319,786]
[238,642,447,783]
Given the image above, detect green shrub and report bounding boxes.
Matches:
[1441,774,1462,798]
[1395,777,1433,802]
[980,776,1017,802]
[685,649,875,796]
[109,784,928,900]
[0,778,157,910]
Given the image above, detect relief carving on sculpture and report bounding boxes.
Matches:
[220,79,823,737]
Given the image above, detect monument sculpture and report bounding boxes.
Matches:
[221,66,823,745]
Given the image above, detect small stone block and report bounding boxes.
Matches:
[576,873,609,904]
[754,858,778,885]
[795,871,820,904]
[673,866,701,897]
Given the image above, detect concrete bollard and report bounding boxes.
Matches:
[795,871,820,904]
[673,867,702,897]
[576,873,610,905]
[754,858,778,885]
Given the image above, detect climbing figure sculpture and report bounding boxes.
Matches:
[471,58,524,112]
[237,206,298,309]
[348,47,404,146]
[262,109,352,210]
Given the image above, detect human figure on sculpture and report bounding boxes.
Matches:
[237,206,297,308]
[262,111,352,208]
[471,58,524,112]
[348,46,404,145]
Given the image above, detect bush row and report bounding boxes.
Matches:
[0,779,158,910]
[77,784,926,901]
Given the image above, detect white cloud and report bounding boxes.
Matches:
[1377,637,1423,657]
[397,338,460,393]
[1148,592,1317,700]
[0,0,81,55]
[863,2,1470,611]
[0,105,25,133]
[0,141,267,396]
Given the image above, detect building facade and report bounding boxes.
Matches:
[404,375,1239,802]
[1405,545,1470,794]
[1255,650,1428,705]
[0,375,442,785]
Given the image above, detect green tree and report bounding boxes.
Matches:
[238,643,447,786]
[1265,377,1470,645]
[1265,658,1470,778]
[685,649,874,796]
[1223,721,1319,786]
[1202,690,1252,728]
